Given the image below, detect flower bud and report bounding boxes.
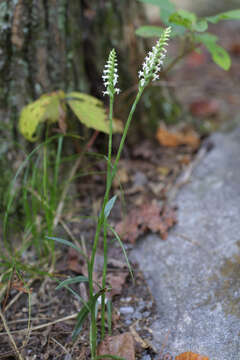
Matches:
[138,27,171,89]
[102,49,120,97]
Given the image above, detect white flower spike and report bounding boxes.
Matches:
[138,26,171,90]
[102,49,120,97]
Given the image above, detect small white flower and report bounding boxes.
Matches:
[102,49,120,96]
[138,27,171,90]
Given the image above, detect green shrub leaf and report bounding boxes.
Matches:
[66,92,122,134]
[207,44,231,70]
[19,91,65,142]
[135,25,164,38]
[193,18,208,32]
[138,0,175,10]
[169,10,196,30]
[207,9,240,24]
[196,33,231,70]
[169,10,208,33]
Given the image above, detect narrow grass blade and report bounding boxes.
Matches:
[3,135,60,242]
[46,236,88,262]
[54,278,89,308]
[72,304,90,340]
[108,225,134,283]
[72,285,107,340]
[56,275,88,290]
[107,299,112,335]
[104,195,117,218]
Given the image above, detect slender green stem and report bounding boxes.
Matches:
[53,135,64,210]
[89,88,144,296]
[88,87,144,360]
[111,88,143,177]
[101,95,114,339]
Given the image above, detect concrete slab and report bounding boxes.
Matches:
[131,127,240,360]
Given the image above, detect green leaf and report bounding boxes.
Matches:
[19,91,65,142]
[138,0,175,11]
[107,299,112,335]
[207,44,231,70]
[55,279,85,303]
[72,304,90,340]
[136,25,182,39]
[207,9,240,24]
[108,225,134,282]
[135,25,164,38]
[72,288,106,341]
[56,276,89,290]
[169,10,208,32]
[169,9,197,30]
[66,92,123,134]
[104,195,117,219]
[193,18,208,32]
[137,0,176,26]
[195,33,218,44]
[46,236,88,261]
[195,33,231,70]
[177,9,196,23]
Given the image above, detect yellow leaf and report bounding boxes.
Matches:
[19,90,65,142]
[66,92,123,134]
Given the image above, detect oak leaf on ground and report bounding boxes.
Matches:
[97,332,135,360]
[115,202,177,244]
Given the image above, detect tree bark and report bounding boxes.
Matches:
[1,0,176,141]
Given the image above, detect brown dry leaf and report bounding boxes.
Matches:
[175,351,209,360]
[97,332,135,360]
[106,271,129,298]
[156,125,200,149]
[115,202,177,244]
[67,248,83,274]
[189,99,219,117]
[11,275,31,294]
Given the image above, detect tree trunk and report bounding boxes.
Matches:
[1,0,176,140]
[1,1,144,126]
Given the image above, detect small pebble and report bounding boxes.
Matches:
[141,355,151,360]
[119,306,134,314]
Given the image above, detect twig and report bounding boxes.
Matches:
[0,308,24,360]
[0,313,78,336]
[4,278,34,313]
[50,337,70,355]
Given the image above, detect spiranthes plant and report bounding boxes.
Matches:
[49,27,171,360]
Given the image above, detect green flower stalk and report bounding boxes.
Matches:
[88,27,171,360]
